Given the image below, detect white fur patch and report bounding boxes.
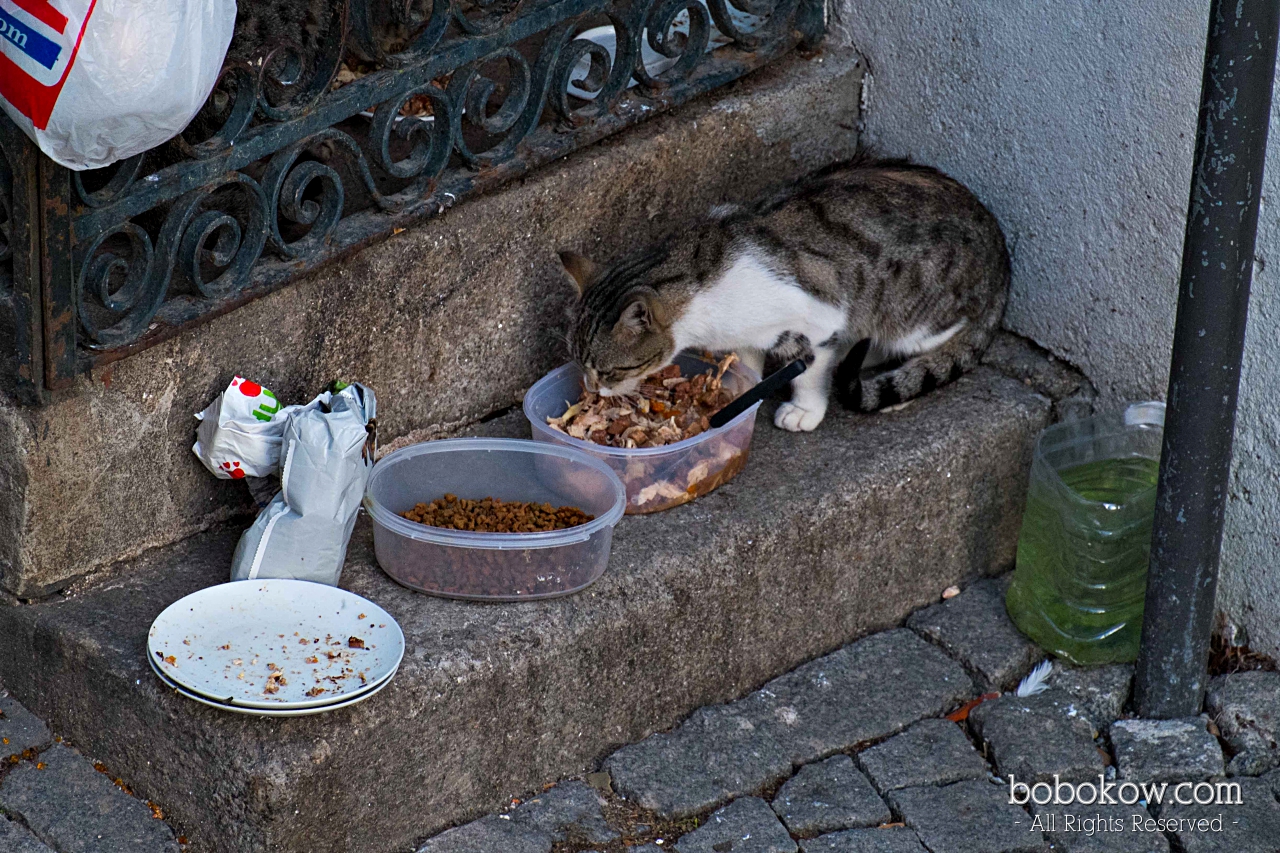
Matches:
[671,251,846,355]
[888,319,966,356]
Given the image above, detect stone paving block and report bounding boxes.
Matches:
[416,815,553,853]
[0,816,55,853]
[673,796,797,853]
[906,577,1043,693]
[1205,672,1280,776]
[509,781,617,844]
[969,690,1104,785]
[1030,803,1167,852]
[1110,719,1224,783]
[0,744,178,853]
[606,703,793,819]
[0,696,52,758]
[1157,776,1280,853]
[798,827,928,852]
[771,755,890,836]
[1264,768,1280,798]
[735,629,975,766]
[887,780,1045,853]
[1051,665,1133,729]
[856,718,989,794]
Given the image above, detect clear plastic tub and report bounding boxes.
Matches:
[523,352,761,514]
[364,438,626,601]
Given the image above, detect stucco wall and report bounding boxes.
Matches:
[829,1,1280,656]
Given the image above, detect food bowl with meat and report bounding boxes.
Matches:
[364,439,626,601]
[523,352,761,513]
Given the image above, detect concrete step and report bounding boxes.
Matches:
[0,346,1067,853]
[0,47,865,599]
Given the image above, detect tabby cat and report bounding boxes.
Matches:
[559,157,1010,432]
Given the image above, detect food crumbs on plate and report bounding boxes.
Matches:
[299,638,309,645]
[305,656,319,664]
[237,671,246,680]
[182,639,191,645]
[307,686,325,697]
[218,644,231,650]
[231,659,243,666]
[358,613,366,619]
[163,655,176,666]
[348,636,365,649]
[263,671,287,695]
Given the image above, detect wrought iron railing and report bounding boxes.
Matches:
[0,0,820,401]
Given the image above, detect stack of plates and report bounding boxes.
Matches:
[147,580,405,717]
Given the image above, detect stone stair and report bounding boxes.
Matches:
[0,349,1064,853]
[0,36,1100,853]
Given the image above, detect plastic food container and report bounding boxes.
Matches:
[523,353,761,513]
[364,439,626,601]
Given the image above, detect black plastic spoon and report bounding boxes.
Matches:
[708,358,808,430]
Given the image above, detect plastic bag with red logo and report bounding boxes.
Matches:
[0,0,235,170]
[192,376,294,480]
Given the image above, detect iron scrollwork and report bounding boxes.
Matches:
[29,0,820,383]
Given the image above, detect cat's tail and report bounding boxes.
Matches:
[838,278,1009,413]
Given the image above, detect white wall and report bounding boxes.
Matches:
[829,1,1280,657]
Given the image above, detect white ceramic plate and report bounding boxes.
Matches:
[150,654,398,716]
[146,640,394,708]
[147,580,404,710]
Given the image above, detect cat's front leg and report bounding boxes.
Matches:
[737,348,766,377]
[774,345,838,432]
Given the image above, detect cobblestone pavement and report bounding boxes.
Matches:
[0,684,183,853]
[418,577,1280,853]
[5,575,1280,853]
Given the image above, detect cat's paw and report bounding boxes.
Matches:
[774,401,826,432]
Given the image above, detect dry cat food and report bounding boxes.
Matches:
[546,354,739,448]
[400,494,594,533]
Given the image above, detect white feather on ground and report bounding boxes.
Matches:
[1015,659,1053,697]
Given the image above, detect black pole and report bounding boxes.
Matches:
[1134,0,1280,719]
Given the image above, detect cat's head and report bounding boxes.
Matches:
[559,247,680,396]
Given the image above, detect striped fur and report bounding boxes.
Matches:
[559,155,1010,429]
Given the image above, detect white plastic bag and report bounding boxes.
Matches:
[0,0,236,170]
[230,384,377,586]
[193,376,293,480]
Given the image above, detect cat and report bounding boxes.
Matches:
[558,156,1010,432]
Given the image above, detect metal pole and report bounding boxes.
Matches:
[1134,0,1280,719]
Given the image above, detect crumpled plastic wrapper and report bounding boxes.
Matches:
[230,383,377,587]
[193,376,294,480]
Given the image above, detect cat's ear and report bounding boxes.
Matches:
[558,251,600,296]
[615,289,665,338]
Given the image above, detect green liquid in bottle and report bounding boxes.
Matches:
[1006,456,1160,665]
